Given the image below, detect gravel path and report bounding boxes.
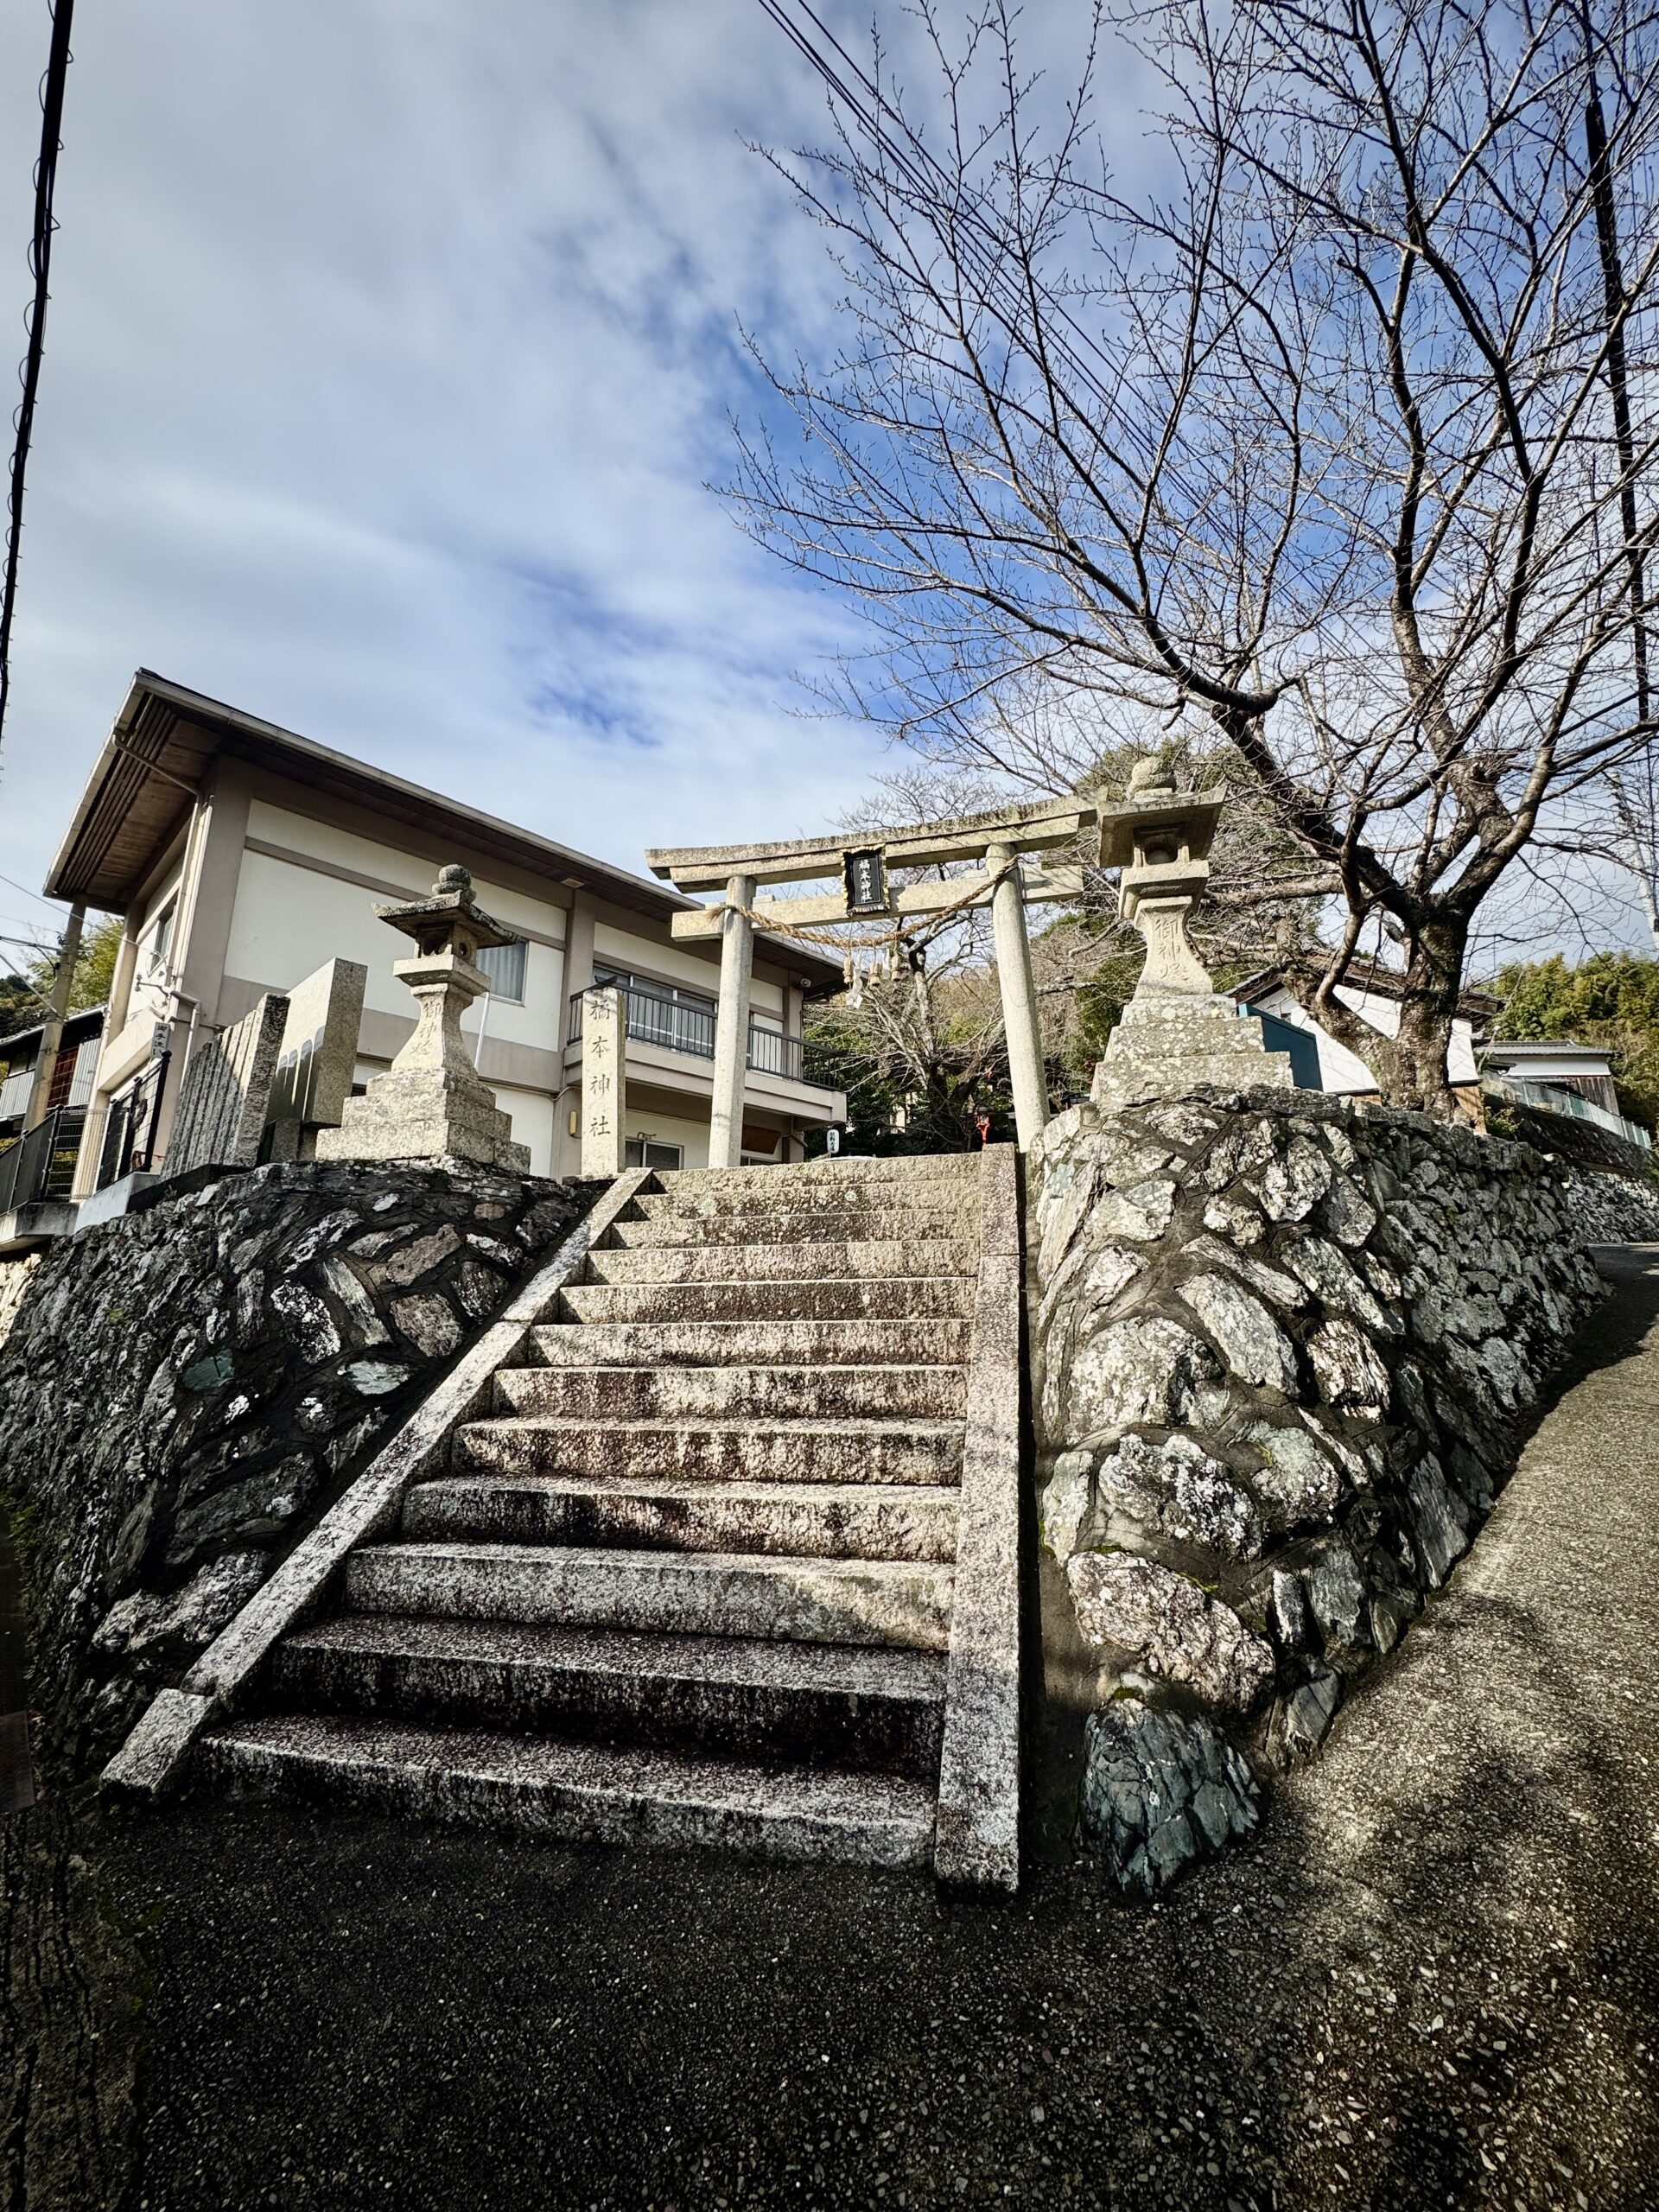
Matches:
[25,1248,1659,2211]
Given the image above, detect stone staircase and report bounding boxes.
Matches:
[188,1151,1022,1880]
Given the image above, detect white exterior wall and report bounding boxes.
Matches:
[119,859,188,1045]
[1252,987,1377,1093]
[1254,983,1478,1090]
[491,1084,558,1176]
[230,803,569,1054]
[617,1104,717,1171]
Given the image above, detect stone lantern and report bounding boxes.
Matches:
[1090,760,1293,1107]
[316,864,531,1171]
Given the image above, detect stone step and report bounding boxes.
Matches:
[493,1362,967,1421]
[265,1616,947,1777]
[454,1414,963,1487]
[558,1277,976,1325]
[582,1239,977,1287]
[652,1156,976,1203]
[342,1542,955,1651]
[607,1207,970,1249]
[198,1712,937,1868]
[525,1319,972,1369]
[403,1473,960,1561]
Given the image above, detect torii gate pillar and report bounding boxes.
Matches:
[987,845,1048,1149]
[648,789,1106,1163]
[709,872,755,1170]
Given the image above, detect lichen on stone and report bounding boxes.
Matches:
[1027,1083,1624,1889]
[0,1158,595,1773]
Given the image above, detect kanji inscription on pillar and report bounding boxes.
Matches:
[581,986,628,1177]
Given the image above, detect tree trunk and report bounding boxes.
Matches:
[1382,946,1465,1121]
[1277,921,1468,1121]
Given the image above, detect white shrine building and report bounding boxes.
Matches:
[1225,963,1490,1097]
[42,672,847,1192]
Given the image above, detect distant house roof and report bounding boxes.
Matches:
[0,1003,106,1065]
[1229,960,1501,1025]
[42,671,845,991]
[1479,1038,1617,1076]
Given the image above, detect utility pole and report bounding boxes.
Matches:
[0,0,77,766]
[23,898,83,1130]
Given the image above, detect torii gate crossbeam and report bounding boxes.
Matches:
[646,792,1103,1163]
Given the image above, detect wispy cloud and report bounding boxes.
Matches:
[0,0,896,904]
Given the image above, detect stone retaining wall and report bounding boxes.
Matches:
[0,1252,41,1350]
[1030,1086,1624,1894]
[0,1162,595,1772]
[1554,1161,1659,1243]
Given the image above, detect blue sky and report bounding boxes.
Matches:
[0,0,905,949]
[0,3,1643,973]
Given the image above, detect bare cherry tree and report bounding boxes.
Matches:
[734,0,1659,1112]
[1608,763,1659,944]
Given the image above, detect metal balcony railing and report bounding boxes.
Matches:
[97,1054,169,1191]
[570,981,715,1061]
[1482,1072,1652,1153]
[0,1105,85,1213]
[569,984,813,1086]
[745,1022,805,1083]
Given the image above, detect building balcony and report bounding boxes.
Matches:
[0,1105,88,1212]
[1482,1071,1651,1153]
[567,984,826,1090]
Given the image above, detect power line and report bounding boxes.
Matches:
[0,0,76,769]
[0,864,61,912]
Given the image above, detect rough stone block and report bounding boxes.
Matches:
[1066,1552,1274,1713]
[264,958,367,1135]
[1092,1433,1263,1560]
[167,993,289,1176]
[1077,1694,1261,1895]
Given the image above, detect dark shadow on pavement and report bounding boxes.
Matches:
[8,1249,1657,2211]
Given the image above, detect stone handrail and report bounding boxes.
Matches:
[103,1169,651,1797]
[933,1141,1024,1892]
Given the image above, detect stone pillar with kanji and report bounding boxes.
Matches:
[580,984,628,1177]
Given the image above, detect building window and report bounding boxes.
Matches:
[143,898,177,972]
[594,966,713,1015]
[625,1138,683,1170]
[475,938,527,1002]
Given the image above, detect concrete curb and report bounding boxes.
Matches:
[933,1144,1023,1893]
[101,1170,651,1799]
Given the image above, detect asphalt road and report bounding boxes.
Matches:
[13,1248,1659,2212]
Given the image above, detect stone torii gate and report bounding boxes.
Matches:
[645,791,1103,1163]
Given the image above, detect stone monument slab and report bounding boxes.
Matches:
[580,985,627,1177]
[265,958,367,1141]
[167,993,289,1176]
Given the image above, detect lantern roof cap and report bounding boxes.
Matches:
[1094,783,1227,870]
[373,864,520,950]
